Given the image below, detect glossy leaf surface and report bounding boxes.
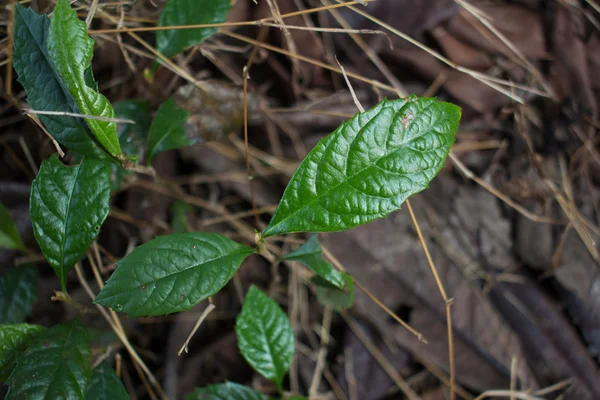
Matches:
[0,267,38,324]
[95,233,253,316]
[30,154,111,290]
[13,4,108,159]
[157,0,231,59]
[47,0,122,156]
[312,273,354,311]
[185,382,267,400]
[235,286,295,391]
[6,320,91,399]
[0,324,45,381]
[281,235,344,289]
[146,97,194,164]
[85,362,129,400]
[0,203,25,251]
[263,96,461,237]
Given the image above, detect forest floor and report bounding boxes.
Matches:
[1,0,600,399]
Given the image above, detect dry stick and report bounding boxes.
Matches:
[22,109,135,124]
[85,0,100,27]
[448,152,559,225]
[338,2,543,103]
[453,0,554,99]
[322,0,407,98]
[335,57,364,112]
[321,246,427,343]
[221,30,398,94]
[586,0,600,14]
[242,27,268,228]
[74,264,165,400]
[340,311,421,400]
[473,391,544,400]
[25,114,65,157]
[88,0,376,34]
[5,0,15,97]
[309,307,333,397]
[177,303,216,356]
[87,252,168,400]
[406,200,456,400]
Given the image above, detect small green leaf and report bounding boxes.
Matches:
[185,382,268,400]
[0,267,38,324]
[147,97,195,164]
[235,286,295,391]
[85,362,129,400]
[263,96,461,237]
[30,154,111,290]
[111,100,153,190]
[157,0,231,59]
[95,233,254,316]
[0,324,46,381]
[171,201,192,233]
[13,4,109,160]
[281,235,344,289]
[6,320,91,399]
[47,0,122,157]
[0,203,25,251]
[312,273,354,311]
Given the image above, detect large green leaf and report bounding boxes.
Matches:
[6,320,91,399]
[281,235,345,289]
[95,233,254,316]
[146,97,195,164]
[111,100,152,190]
[85,362,129,400]
[185,382,268,400]
[30,154,111,290]
[0,267,38,324]
[157,0,231,59]
[0,324,46,381]
[235,286,295,391]
[263,96,461,237]
[0,203,25,251]
[47,0,122,157]
[12,4,108,160]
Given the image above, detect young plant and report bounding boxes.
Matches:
[2,0,461,398]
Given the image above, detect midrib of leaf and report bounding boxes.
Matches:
[59,162,84,290]
[98,249,252,301]
[250,305,280,386]
[151,123,183,159]
[266,101,438,235]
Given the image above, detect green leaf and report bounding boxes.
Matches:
[110,100,152,190]
[30,154,111,290]
[85,362,129,400]
[146,97,195,164]
[12,4,108,160]
[235,286,295,391]
[185,382,268,400]
[0,267,38,324]
[0,203,25,251]
[0,324,46,381]
[171,201,192,233]
[263,96,461,237]
[6,320,91,399]
[47,0,122,157]
[95,233,254,316]
[281,235,344,289]
[157,0,231,59]
[312,273,354,311]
